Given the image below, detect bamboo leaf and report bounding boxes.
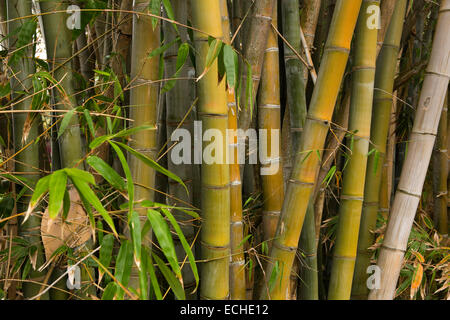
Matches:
[101,282,117,300]
[162,0,178,33]
[147,209,181,279]
[149,0,161,30]
[114,141,187,194]
[83,109,95,138]
[68,175,117,236]
[86,156,126,191]
[144,248,162,300]
[100,234,114,275]
[26,174,51,221]
[57,108,76,139]
[162,42,189,92]
[410,263,423,299]
[152,252,185,300]
[160,208,199,292]
[129,211,142,270]
[48,170,68,219]
[148,36,179,59]
[64,168,96,185]
[114,240,133,300]
[109,141,134,215]
[223,44,237,88]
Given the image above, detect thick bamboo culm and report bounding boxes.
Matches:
[351,0,408,299]
[164,0,197,299]
[377,0,396,56]
[7,0,48,299]
[369,0,450,300]
[39,0,84,168]
[237,0,276,132]
[219,0,246,300]
[127,0,160,291]
[327,0,379,300]
[261,0,363,300]
[191,0,230,300]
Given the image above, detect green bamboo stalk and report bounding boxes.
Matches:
[351,0,407,299]
[127,0,160,293]
[7,0,48,300]
[191,0,230,300]
[369,0,450,299]
[327,0,379,300]
[261,0,362,300]
[219,0,246,300]
[39,0,84,169]
[164,0,197,299]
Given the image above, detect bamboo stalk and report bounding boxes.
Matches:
[164,0,197,299]
[300,0,321,84]
[369,0,450,300]
[7,0,48,299]
[327,0,379,300]
[261,0,363,300]
[191,0,230,300]
[219,0,246,300]
[40,0,84,168]
[238,0,276,132]
[376,0,396,56]
[351,0,408,299]
[434,93,448,235]
[127,0,160,292]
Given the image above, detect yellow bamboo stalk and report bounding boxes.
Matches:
[127,0,160,291]
[327,0,379,300]
[191,0,230,300]
[369,0,450,300]
[219,0,246,300]
[261,0,363,300]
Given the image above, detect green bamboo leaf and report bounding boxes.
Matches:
[48,170,68,219]
[100,234,114,274]
[149,0,161,30]
[29,174,51,209]
[64,168,96,185]
[129,211,142,270]
[162,0,178,33]
[114,240,133,300]
[223,44,237,88]
[152,252,185,300]
[162,42,189,92]
[57,108,76,139]
[144,248,162,300]
[69,175,117,236]
[62,188,70,220]
[138,244,148,300]
[147,209,180,278]
[160,208,199,292]
[114,141,187,194]
[148,36,179,59]
[89,125,155,149]
[86,156,126,191]
[109,142,134,215]
[83,109,95,137]
[101,282,117,300]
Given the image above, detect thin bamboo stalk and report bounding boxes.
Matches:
[351,0,408,299]
[7,0,48,299]
[261,0,362,300]
[376,0,396,56]
[434,93,448,235]
[191,0,230,300]
[127,0,160,292]
[164,0,197,299]
[300,0,321,84]
[379,95,397,219]
[327,0,379,300]
[238,0,276,132]
[219,0,246,300]
[369,0,450,300]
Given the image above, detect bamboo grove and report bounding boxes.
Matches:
[0,0,449,301]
